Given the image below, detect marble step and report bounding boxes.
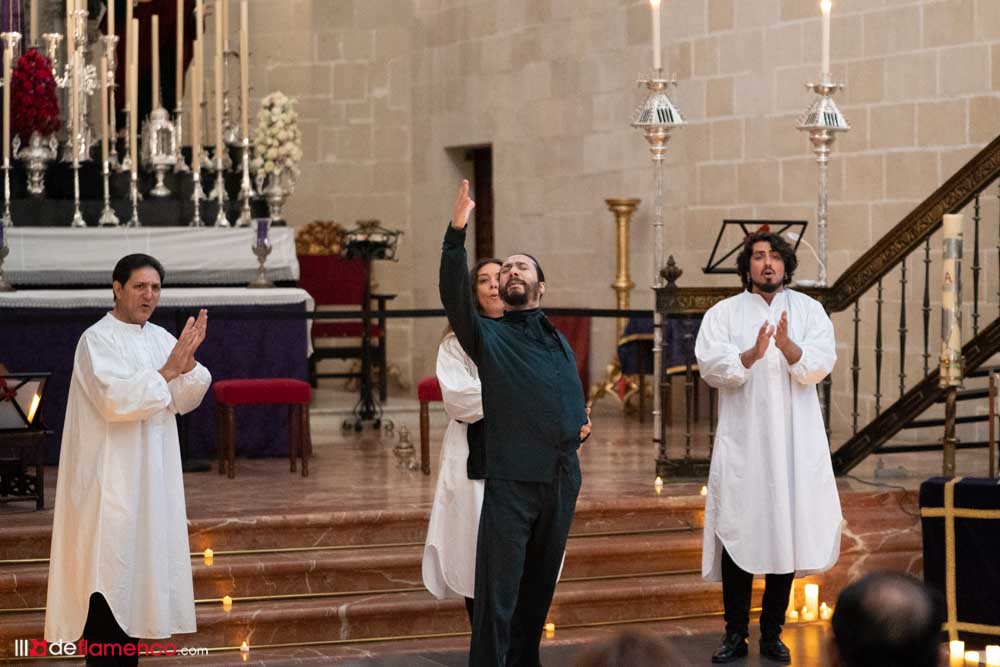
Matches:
[0,531,705,612]
[0,495,706,561]
[0,573,764,653]
[0,486,912,562]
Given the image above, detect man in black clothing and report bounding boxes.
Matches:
[440,180,591,666]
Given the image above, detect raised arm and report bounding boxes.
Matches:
[439,180,483,361]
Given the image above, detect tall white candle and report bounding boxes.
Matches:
[30,0,39,44]
[152,15,160,110]
[950,640,965,667]
[985,645,1000,666]
[176,0,184,110]
[650,0,661,71]
[192,39,201,171]
[214,0,223,155]
[222,0,229,53]
[107,0,114,39]
[240,1,248,139]
[72,48,79,165]
[130,18,138,171]
[2,47,10,162]
[100,55,108,163]
[804,583,819,619]
[821,0,831,78]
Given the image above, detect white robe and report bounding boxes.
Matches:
[695,289,843,581]
[45,313,211,641]
[422,333,486,599]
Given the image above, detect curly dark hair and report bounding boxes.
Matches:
[735,231,797,290]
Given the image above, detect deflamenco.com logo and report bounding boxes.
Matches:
[12,638,210,658]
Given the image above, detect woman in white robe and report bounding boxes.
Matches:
[46,304,210,643]
[422,257,504,622]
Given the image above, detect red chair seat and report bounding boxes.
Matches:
[312,322,385,339]
[417,376,442,403]
[214,379,311,406]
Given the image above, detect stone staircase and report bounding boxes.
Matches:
[0,488,921,664]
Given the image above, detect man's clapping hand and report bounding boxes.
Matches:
[159,309,208,382]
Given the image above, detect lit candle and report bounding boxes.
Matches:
[106,0,114,39]
[800,604,815,622]
[176,0,184,111]
[700,485,707,496]
[100,55,108,163]
[985,645,1000,666]
[654,476,663,494]
[203,548,214,565]
[819,602,832,620]
[787,609,798,621]
[152,15,161,110]
[951,641,966,667]
[966,652,980,667]
[240,641,249,660]
[221,595,232,611]
[2,46,10,162]
[239,0,248,139]
[544,622,555,638]
[804,583,819,620]
[786,581,796,620]
[214,0,224,158]
[820,0,831,78]
[649,0,661,71]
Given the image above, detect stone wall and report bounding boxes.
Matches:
[241,0,1000,440]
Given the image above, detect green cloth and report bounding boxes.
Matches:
[439,224,587,483]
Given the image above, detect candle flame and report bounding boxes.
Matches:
[820,0,831,14]
[700,485,707,496]
[240,640,249,653]
[27,392,41,424]
[650,0,661,6]
[222,595,233,611]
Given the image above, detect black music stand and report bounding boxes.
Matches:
[0,373,52,510]
[703,220,807,274]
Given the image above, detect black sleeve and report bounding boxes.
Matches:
[439,224,482,362]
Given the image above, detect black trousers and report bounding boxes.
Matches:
[721,548,794,640]
[82,592,140,667]
[469,462,581,667]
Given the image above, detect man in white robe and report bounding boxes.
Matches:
[695,231,843,664]
[45,253,211,666]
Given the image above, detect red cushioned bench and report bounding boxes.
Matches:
[213,378,312,479]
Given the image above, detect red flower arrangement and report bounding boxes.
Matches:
[10,48,61,141]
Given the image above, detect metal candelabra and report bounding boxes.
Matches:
[210,148,229,226]
[237,136,254,226]
[190,162,204,227]
[630,70,685,478]
[99,159,120,226]
[0,31,19,229]
[797,77,850,287]
[173,106,190,172]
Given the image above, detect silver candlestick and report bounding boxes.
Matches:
[190,164,204,227]
[797,79,850,287]
[237,136,254,226]
[61,10,95,164]
[1,33,21,228]
[222,50,239,151]
[631,70,685,478]
[210,148,229,226]
[173,106,189,172]
[42,33,62,72]
[99,159,120,226]
[100,35,120,170]
[125,171,140,227]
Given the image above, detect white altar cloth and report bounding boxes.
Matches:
[2,227,299,286]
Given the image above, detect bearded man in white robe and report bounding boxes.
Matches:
[45,253,210,666]
[695,231,843,665]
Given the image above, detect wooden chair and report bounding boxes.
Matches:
[417,376,443,475]
[296,222,393,401]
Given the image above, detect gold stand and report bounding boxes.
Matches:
[587,198,647,416]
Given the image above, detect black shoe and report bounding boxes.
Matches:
[711,632,749,663]
[759,636,791,663]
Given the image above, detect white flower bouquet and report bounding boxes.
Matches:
[251,91,303,178]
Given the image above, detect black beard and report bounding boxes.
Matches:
[500,280,536,306]
[752,279,781,294]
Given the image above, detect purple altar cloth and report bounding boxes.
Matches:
[0,302,308,463]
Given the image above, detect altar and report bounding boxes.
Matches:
[2,226,298,286]
[0,287,312,463]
